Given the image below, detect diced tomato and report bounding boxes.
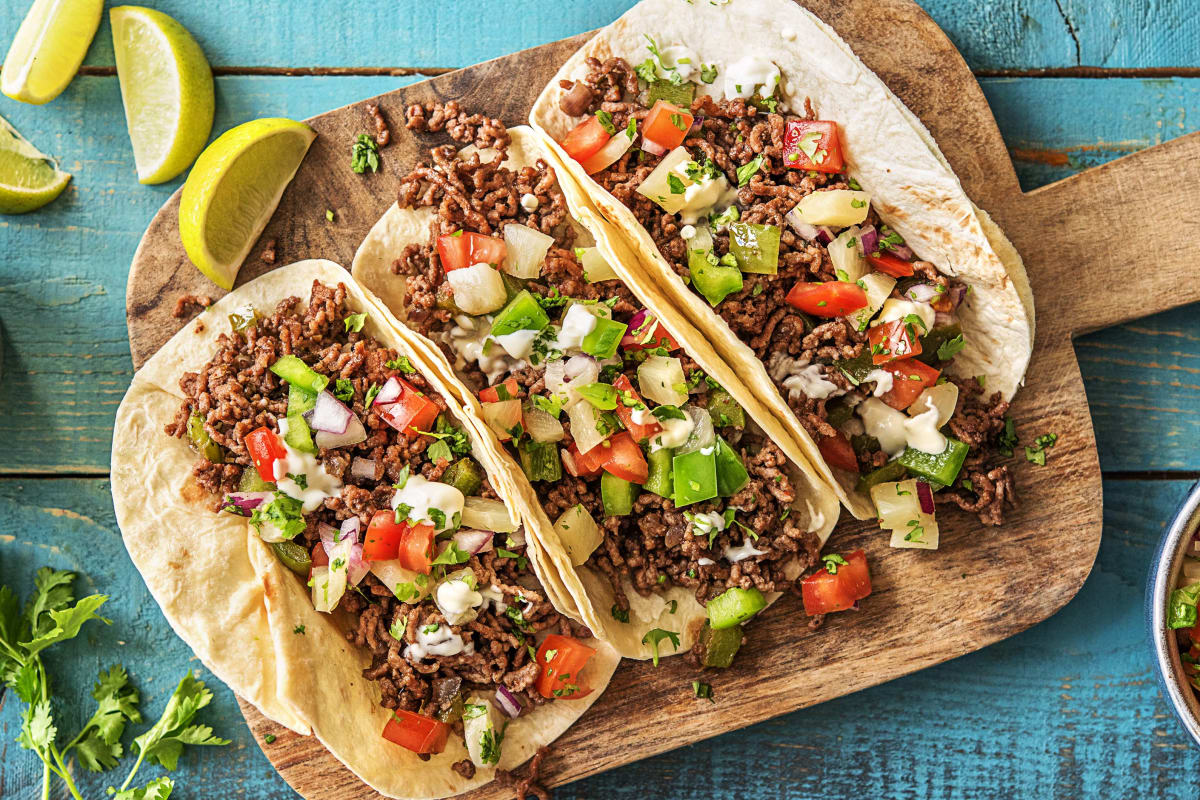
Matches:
[877,359,941,410]
[479,377,521,404]
[378,379,441,436]
[362,510,407,561]
[867,320,923,365]
[435,231,507,272]
[866,250,915,278]
[381,710,450,755]
[818,432,859,474]
[561,116,611,164]
[535,634,597,699]
[642,100,694,152]
[396,522,436,574]
[801,549,871,616]
[599,431,649,484]
[784,281,867,317]
[621,321,680,353]
[781,120,844,173]
[245,426,286,483]
[1186,622,1200,645]
[611,375,661,444]
[563,440,606,478]
[308,542,329,581]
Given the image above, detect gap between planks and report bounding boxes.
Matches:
[47,65,1200,79]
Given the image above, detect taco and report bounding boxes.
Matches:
[111,259,619,800]
[529,0,1034,541]
[352,114,841,663]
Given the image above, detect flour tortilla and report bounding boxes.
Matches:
[111,260,619,800]
[529,0,1034,519]
[352,130,840,660]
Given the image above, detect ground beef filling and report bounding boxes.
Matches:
[393,104,823,603]
[564,57,1018,525]
[166,280,578,724]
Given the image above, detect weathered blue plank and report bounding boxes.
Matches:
[3,74,1200,473]
[0,75,412,474]
[1,0,1195,73]
[3,477,1196,799]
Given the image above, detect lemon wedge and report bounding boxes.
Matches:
[0,114,71,214]
[179,118,316,290]
[2,0,102,105]
[110,6,213,184]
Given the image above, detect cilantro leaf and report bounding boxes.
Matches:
[21,594,110,659]
[736,155,765,187]
[131,672,230,773]
[385,355,417,373]
[699,64,718,84]
[595,110,617,134]
[431,541,471,566]
[641,628,680,667]
[343,313,367,333]
[74,664,142,771]
[112,776,174,800]
[937,334,965,361]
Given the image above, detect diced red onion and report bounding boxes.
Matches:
[859,225,879,255]
[314,413,366,450]
[947,284,968,309]
[905,284,940,304]
[816,226,834,245]
[374,376,402,406]
[340,516,361,544]
[786,215,820,242]
[916,480,935,514]
[220,491,272,516]
[319,523,341,550]
[307,391,353,434]
[933,311,956,329]
[321,523,368,585]
[350,457,377,480]
[889,243,916,260]
[640,137,667,157]
[495,686,523,718]
[453,529,494,555]
[620,309,657,348]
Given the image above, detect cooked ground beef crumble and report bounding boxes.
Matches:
[167,280,587,732]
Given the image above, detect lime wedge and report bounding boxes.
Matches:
[2,0,102,105]
[0,115,71,214]
[179,118,316,290]
[110,5,213,184]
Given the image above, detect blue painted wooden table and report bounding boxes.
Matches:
[2,1,1200,797]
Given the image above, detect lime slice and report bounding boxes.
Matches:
[1,0,103,105]
[179,118,316,290]
[0,114,71,214]
[110,5,213,184]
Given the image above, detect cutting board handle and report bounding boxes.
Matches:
[1016,131,1200,338]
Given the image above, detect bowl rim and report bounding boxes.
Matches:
[1147,478,1200,745]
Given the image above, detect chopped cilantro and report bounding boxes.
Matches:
[595,110,617,134]
[736,155,765,187]
[293,624,306,635]
[822,553,849,574]
[937,334,966,361]
[611,605,630,623]
[343,313,367,333]
[385,355,417,373]
[641,628,681,667]
[693,681,714,701]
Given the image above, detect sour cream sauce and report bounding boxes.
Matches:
[391,474,465,533]
[405,623,472,661]
[553,303,598,352]
[446,315,522,384]
[670,161,737,225]
[650,413,695,452]
[723,56,781,102]
[273,418,343,512]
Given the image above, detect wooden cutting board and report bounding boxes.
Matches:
[124,0,1200,796]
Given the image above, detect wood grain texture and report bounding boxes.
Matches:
[4,0,1192,72]
[116,1,1152,796]
[4,478,1199,800]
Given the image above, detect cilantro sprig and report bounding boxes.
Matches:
[1,569,229,800]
